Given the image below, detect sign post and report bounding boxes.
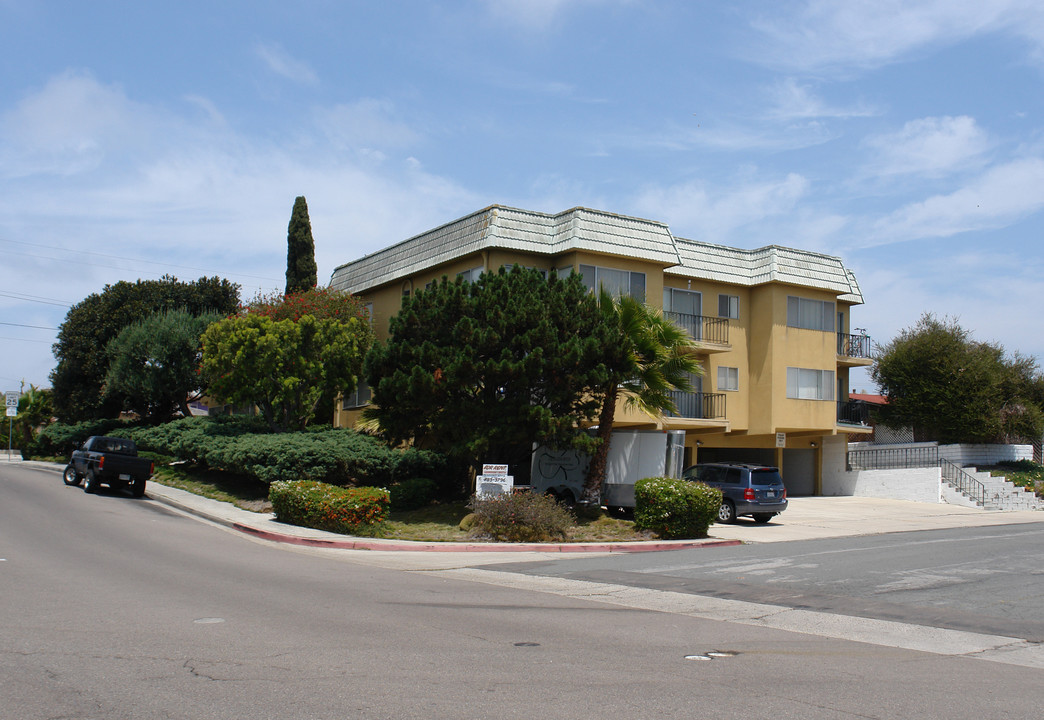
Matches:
[5,391,18,461]
[476,463,513,496]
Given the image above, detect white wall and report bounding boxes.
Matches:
[938,444,1032,466]
[823,435,942,502]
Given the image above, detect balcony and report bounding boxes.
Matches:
[837,398,872,426]
[665,312,730,352]
[667,391,727,420]
[837,331,873,367]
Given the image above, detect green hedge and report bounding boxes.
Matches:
[269,480,389,535]
[633,476,721,539]
[123,416,451,491]
[390,477,438,512]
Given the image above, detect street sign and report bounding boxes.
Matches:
[6,407,16,417]
[5,391,18,408]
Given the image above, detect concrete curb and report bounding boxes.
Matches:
[17,460,737,554]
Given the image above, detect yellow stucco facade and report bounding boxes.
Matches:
[330,205,873,495]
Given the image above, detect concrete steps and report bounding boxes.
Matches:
[945,468,1044,511]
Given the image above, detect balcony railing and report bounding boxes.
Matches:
[665,312,730,345]
[837,399,872,426]
[667,391,727,420]
[838,331,872,359]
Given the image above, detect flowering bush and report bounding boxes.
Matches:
[467,491,574,542]
[633,476,721,539]
[269,480,389,535]
[245,286,370,324]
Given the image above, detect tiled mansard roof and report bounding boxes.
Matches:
[329,205,863,304]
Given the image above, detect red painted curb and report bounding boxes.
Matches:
[232,523,742,553]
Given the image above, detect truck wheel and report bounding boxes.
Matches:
[84,471,100,494]
[63,464,83,487]
[131,480,146,498]
[717,500,737,524]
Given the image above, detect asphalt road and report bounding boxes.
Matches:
[3,463,1043,719]
[487,523,1044,642]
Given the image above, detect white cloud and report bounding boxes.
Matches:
[255,42,319,86]
[767,78,879,120]
[314,99,421,152]
[751,0,1044,71]
[862,116,992,178]
[632,173,810,244]
[478,0,632,29]
[865,156,1044,244]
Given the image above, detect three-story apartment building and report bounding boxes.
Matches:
[329,205,873,495]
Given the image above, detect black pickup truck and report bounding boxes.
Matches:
[63,436,154,497]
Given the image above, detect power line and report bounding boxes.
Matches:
[0,237,283,284]
[0,291,72,307]
[0,321,58,330]
[0,335,54,344]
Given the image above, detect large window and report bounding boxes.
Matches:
[787,296,835,332]
[579,264,645,301]
[718,294,739,319]
[786,367,835,401]
[717,366,739,392]
[457,266,484,283]
[664,287,701,315]
[342,380,372,410]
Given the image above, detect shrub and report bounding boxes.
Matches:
[390,477,438,512]
[269,480,389,535]
[633,476,721,539]
[35,419,135,457]
[467,491,574,542]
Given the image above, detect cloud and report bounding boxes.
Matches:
[314,99,422,152]
[255,42,319,86]
[750,0,1044,71]
[861,116,992,178]
[478,0,632,29]
[631,172,810,244]
[865,156,1044,244]
[766,78,879,120]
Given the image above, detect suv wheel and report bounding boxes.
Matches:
[717,500,736,524]
[753,513,774,524]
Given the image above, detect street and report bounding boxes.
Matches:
[2,462,1043,719]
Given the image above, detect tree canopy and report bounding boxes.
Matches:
[50,275,240,422]
[871,313,1044,443]
[363,267,609,468]
[201,289,373,431]
[285,196,318,295]
[104,308,224,422]
[581,290,702,504]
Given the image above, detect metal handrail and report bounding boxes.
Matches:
[941,459,987,507]
[667,391,727,420]
[664,312,730,345]
[838,331,872,359]
[847,445,939,470]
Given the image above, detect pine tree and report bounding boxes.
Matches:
[285,196,318,295]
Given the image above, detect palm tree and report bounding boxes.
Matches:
[580,290,703,505]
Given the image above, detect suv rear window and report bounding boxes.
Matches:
[750,468,784,486]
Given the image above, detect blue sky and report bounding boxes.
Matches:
[2,0,1043,394]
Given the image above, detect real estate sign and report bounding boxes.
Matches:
[476,463,513,496]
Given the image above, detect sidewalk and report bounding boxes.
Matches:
[19,459,1044,558]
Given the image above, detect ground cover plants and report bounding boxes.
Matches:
[987,460,1044,497]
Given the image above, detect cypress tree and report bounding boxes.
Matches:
[285,196,318,295]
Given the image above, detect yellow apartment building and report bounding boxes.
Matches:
[329,205,873,496]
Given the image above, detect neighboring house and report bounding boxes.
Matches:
[329,205,874,496]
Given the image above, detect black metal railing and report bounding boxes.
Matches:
[668,391,727,420]
[941,459,986,507]
[838,331,872,359]
[837,399,872,425]
[665,312,730,345]
[847,445,939,470]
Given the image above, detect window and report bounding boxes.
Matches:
[342,381,372,410]
[664,288,701,315]
[501,263,547,279]
[787,296,835,332]
[579,264,646,301]
[457,266,484,283]
[718,294,739,319]
[717,366,739,392]
[786,367,835,401]
[362,302,374,326]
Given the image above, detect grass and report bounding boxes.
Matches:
[141,454,656,542]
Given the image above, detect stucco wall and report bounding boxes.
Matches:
[822,467,942,502]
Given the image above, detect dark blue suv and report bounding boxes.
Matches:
[682,462,788,524]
